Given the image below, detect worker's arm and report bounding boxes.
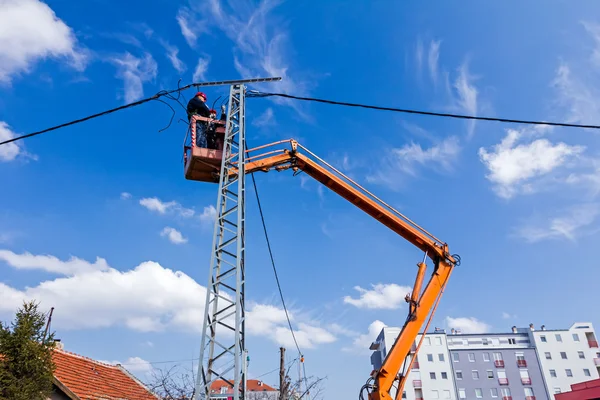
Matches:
[241,140,458,400]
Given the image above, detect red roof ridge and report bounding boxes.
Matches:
[53,347,120,369]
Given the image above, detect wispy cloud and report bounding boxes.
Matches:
[0,250,110,276]
[452,62,479,137]
[0,0,88,84]
[109,52,157,103]
[120,192,132,200]
[343,283,411,310]
[0,121,37,162]
[428,40,441,86]
[515,203,600,243]
[479,127,584,199]
[252,107,275,127]
[138,195,214,224]
[160,227,188,245]
[159,40,186,74]
[192,57,210,82]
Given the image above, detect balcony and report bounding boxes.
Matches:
[410,344,417,352]
[412,361,420,369]
[499,378,509,385]
[589,340,599,348]
[594,358,600,366]
[502,397,512,400]
[412,380,422,388]
[495,360,505,368]
[526,397,536,400]
[517,359,527,367]
[521,378,532,385]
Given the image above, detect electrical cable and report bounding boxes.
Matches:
[249,172,302,357]
[247,91,600,130]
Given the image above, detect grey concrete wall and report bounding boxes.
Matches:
[449,348,549,400]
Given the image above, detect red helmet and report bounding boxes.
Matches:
[196,92,206,99]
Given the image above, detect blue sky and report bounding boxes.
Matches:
[2,0,600,398]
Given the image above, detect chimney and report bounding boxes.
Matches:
[451,328,455,335]
[511,326,517,333]
[541,325,546,331]
[54,339,64,350]
[529,323,535,331]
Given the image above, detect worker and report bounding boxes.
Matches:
[207,108,218,149]
[187,92,211,148]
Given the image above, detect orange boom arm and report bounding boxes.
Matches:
[233,140,459,400]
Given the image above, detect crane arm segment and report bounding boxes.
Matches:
[237,139,458,400]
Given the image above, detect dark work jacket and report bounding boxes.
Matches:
[187,97,211,120]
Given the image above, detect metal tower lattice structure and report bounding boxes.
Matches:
[195,84,247,400]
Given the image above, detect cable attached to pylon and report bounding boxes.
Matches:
[250,172,302,357]
[247,90,600,130]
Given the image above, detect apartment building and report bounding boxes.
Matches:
[447,331,547,400]
[370,322,600,400]
[370,327,456,400]
[525,322,600,399]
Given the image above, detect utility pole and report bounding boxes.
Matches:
[279,347,286,400]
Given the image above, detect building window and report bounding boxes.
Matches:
[492,338,500,346]
[472,370,479,379]
[427,354,433,362]
[550,369,557,377]
[490,388,498,398]
[520,370,530,380]
[458,389,466,399]
[516,352,525,362]
[475,388,483,398]
[560,352,567,359]
[220,387,227,394]
[452,353,459,362]
[578,351,585,359]
[443,390,451,399]
[584,369,591,377]
[566,369,573,377]
[463,339,469,345]
[573,333,580,342]
[524,388,534,397]
[493,352,503,361]
[402,391,406,399]
[554,388,561,394]
[441,372,448,379]
[430,372,436,380]
[430,390,439,399]
[435,337,442,346]
[545,352,551,360]
[469,353,475,362]
[425,337,431,346]
[508,338,516,344]
[487,370,494,379]
[482,338,489,345]
[540,335,547,342]
[556,334,562,342]
[483,352,490,362]
[456,371,463,380]
[438,353,445,362]
[501,388,511,397]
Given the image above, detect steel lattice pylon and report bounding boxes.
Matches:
[195,84,247,400]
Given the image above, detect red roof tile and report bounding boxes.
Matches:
[52,348,158,400]
[210,379,277,394]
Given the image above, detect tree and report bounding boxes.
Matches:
[146,365,196,400]
[0,300,56,400]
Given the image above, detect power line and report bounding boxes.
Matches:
[0,77,280,147]
[247,91,600,130]
[250,172,302,357]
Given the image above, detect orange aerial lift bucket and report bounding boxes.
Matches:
[184,115,226,182]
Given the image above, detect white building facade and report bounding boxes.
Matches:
[526,322,600,399]
[370,327,457,400]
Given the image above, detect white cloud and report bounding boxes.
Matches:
[160,227,188,245]
[367,136,460,189]
[0,250,110,276]
[446,317,490,334]
[193,57,210,82]
[479,128,585,199]
[0,121,29,162]
[101,356,153,375]
[160,40,186,74]
[415,39,424,72]
[343,283,411,310]
[502,312,516,319]
[516,203,600,243]
[139,197,177,214]
[343,320,387,354]
[428,40,441,86]
[109,52,157,103]
[199,205,217,224]
[0,251,336,349]
[177,7,205,48]
[252,107,275,127]
[120,192,132,200]
[453,62,478,137]
[0,0,87,84]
